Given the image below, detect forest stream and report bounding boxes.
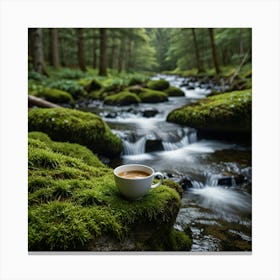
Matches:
[81,74,252,252]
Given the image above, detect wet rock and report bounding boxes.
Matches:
[142,108,159,118]
[104,112,118,118]
[214,172,247,187]
[145,139,163,153]
[179,176,193,190]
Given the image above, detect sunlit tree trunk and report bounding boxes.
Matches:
[49,28,60,68]
[191,28,204,73]
[208,28,220,75]
[33,28,48,75]
[99,28,107,76]
[77,28,86,71]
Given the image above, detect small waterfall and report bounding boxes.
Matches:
[120,128,198,155]
[162,135,189,151]
[205,174,219,187]
[189,131,197,143]
[205,173,238,188]
[123,136,146,155]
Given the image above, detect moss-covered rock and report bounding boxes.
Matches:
[167,89,251,133]
[165,86,185,97]
[147,79,170,91]
[139,89,168,103]
[28,108,122,157]
[78,78,102,92]
[28,132,105,167]
[36,88,74,104]
[28,135,186,251]
[104,91,141,106]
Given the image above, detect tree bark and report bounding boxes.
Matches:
[208,28,220,75]
[110,35,116,69]
[28,95,60,108]
[191,28,204,73]
[92,34,98,69]
[49,28,60,68]
[77,28,87,72]
[99,28,107,76]
[33,28,48,75]
[118,36,126,73]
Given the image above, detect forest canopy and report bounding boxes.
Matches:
[28,28,251,75]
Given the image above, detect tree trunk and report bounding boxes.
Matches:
[33,28,48,75]
[49,28,60,68]
[60,36,66,67]
[77,28,87,71]
[99,28,107,76]
[92,35,98,69]
[208,28,220,75]
[126,41,133,72]
[28,28,35,64]
[118,36,126,73]
[191,28,204,73]
[110,36,116,69]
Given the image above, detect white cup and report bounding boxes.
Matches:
[114,164,164,200]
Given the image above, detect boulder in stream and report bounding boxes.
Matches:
[142,108,159,118]
[167,89,252,135]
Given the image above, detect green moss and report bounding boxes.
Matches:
[165,86,185,97]
[28,132,104,168]
[78,78,102,92]
[36,88,74,104]
[104,91,141,106]
[167,89,252,133]
[163,179,184,198]
[28,131,52,144]
[147,79,170,90]
[28,135,182,251]
[139,89,168,103]
[141,228,191,251]
[28,108,122,157]
[46,80,86,99]
[89,90,103,100]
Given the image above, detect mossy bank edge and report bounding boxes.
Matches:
[167,89,251,139]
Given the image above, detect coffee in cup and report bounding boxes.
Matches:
[114,164,164,200]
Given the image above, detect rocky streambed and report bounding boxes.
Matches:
[82,74,252,252]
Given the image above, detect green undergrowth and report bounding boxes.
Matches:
[167,89,252,133]
[28,107,122,157]
[28,134,183,251]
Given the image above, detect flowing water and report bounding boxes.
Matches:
[82,74,252,252]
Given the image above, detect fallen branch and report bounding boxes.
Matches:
[28,95,61,108]
[229,51,249,85]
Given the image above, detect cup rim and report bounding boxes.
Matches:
[114,164,154,180]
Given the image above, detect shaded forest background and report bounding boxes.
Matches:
[28,28,251,76]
